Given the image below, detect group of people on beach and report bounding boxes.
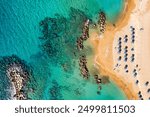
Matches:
[114,26,137,74]
[130,26,135,44]
[114,25,150,100]
[137,81,150,100]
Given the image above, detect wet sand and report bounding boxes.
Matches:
[89,0,139,99]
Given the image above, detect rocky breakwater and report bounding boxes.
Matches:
[0,55,31,100]
[76,19,90,50]
[98,11,106,34]
[6,63,29,100]
[76,19,91,79]
[79,55,89,79]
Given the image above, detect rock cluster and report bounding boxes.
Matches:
[6,63,28,100]
[98,11,106,34]
[79,55,89,79]
[76,19,90,50]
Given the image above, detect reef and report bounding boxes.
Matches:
[39,8,92,79]
[39,7,88,65]
[49,80,62,100]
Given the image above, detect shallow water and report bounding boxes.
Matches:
[0,0,126,100]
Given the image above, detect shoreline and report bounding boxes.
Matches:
[89,0,138,99]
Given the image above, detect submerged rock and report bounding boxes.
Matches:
[39,7,88,65]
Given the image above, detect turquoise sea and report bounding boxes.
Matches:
[0,0,126,100]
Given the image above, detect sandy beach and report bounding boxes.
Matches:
[89,0,150,100]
